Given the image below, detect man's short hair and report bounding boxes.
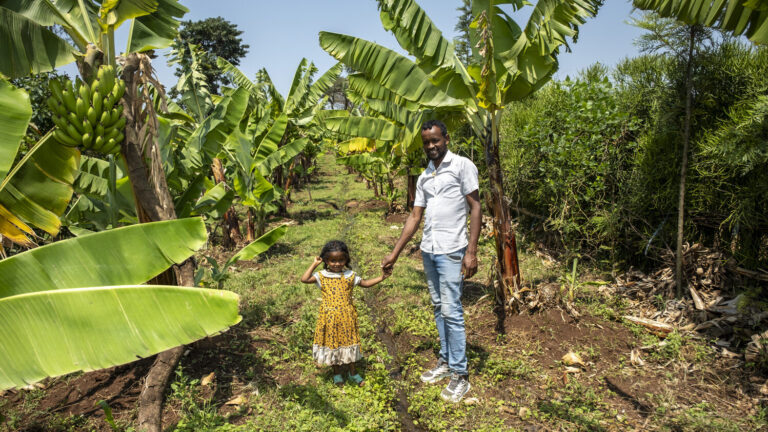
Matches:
[421,119,448,137]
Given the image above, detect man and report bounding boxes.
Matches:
[381,119,481,403]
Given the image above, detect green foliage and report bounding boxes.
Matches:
[174,17,250,95]
[10,71,69,140]
[502,74,641,261]
[169,367,226,431]
[502,35,768,271]
[481,354,536,383]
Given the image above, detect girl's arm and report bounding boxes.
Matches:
[359,267,392,288]
[300,256,324,284]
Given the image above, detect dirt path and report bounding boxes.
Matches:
[334,171,420,432]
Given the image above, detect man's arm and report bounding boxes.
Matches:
[381,206,424,270]
[462,190,481,279]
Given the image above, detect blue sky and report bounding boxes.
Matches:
[108,1,647,96]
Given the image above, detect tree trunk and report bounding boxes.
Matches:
[283,158,297,210]
[212,158,242,249]
[407,174,417,211]
[246,207,255,242]
[483,113,520,310]
[120,52,196,432]
[676,26,697,297]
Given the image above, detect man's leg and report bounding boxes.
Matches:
[423,251,448,362]
[437,249,467,376]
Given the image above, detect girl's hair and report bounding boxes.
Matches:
[320,240,351,269]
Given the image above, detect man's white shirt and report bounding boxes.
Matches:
[414,150,479,254]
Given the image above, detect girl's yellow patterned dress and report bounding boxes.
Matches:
[312,270,362,365]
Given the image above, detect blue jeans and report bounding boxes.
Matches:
[422,247,467,375]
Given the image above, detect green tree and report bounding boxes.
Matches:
[632,13,711,295]
[454,0,473,65]
[10,71,69,140]
[174,17,249,95]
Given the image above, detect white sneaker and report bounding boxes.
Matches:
[420,359,451,383]
[440,372,470,403]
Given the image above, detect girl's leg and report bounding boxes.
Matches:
[347,362,364,386]
[332,365,344,386]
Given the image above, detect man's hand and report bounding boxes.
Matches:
[381,253,397,271]
[461,252,478,279]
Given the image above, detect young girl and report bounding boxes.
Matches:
[300,240,390,386]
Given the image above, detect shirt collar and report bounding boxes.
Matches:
[427,150,455,172]
[319,269,354,278]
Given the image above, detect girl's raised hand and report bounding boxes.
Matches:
[313,256,324,266]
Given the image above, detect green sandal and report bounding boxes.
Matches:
[332,374,344,387]
[348,373,364,387]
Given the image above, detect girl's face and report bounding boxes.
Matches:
[323,251,348,273]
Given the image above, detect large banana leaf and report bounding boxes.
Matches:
[347,73,422,111]
[175,43,213,122]
[252,114,287,168]
[126,0,188,52]
[226,224,286,266]
[0,4,78,78]
[324,115,402,141]
[377,0,475,102]
[191,181,234,218]
[0,285,240,390]
[305,62,344,110]
[0,217,241,390]
[185,86,249,168]
[0,218,206,298]
[319,31,464,108]
[0,81,79,246]
[217,57,259,96]
[633,0,768,45]
[284,58,312,115]
[0,80,31,179]
[98,0,157,30]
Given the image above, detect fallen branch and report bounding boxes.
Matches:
[728,265,768,282]
[623,316,674,336]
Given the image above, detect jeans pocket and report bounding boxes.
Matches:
[446,253,463,263]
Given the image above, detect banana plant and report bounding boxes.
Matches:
[337,143,403,212]
[196,224,287,289]
[318,0,601,307]
[633,0,768,45]
[217,57,343,234]
[0,217,240,391]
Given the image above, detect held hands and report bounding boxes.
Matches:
[461,252,478,279]
[382,266,393,279]
[381,253,396,272]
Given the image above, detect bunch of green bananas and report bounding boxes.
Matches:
[47,65,126,155]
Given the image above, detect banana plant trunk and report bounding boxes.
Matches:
[212,157,243,249]
[407,174,417,210]
[246,208,255,242]
[120,52,196,432]
[482,113,520,309]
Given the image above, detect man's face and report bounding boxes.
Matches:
[421,126,448,162]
